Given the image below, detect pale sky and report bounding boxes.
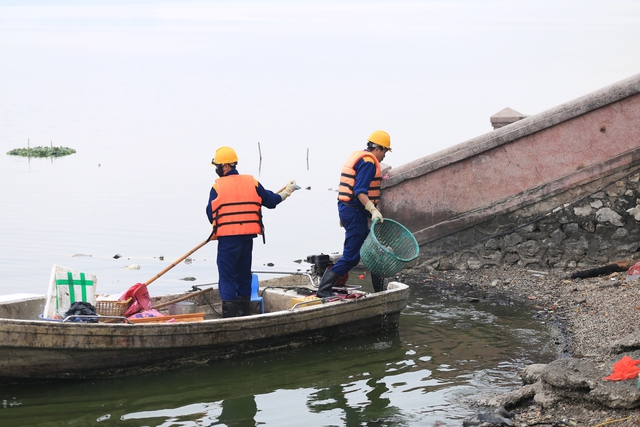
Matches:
[1,0,639,170]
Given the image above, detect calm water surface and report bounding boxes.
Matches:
[0,148,340,297]
[0,278,556,427]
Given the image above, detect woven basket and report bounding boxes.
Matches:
[360,219,419,277]
[96,298,131,317]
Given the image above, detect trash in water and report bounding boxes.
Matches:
[96,414,111,422]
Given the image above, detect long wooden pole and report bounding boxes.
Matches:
[150,287,214,310]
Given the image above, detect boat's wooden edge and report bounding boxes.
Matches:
[0,280,409,323]
[128,313,206,323]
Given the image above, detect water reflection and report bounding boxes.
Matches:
[307,378,400,426]
[121,398,258,427]
[219,396,257,427]
[0,282,556,427]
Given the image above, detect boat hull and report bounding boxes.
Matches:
[0,281,408,381]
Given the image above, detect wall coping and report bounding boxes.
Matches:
[383,72,640,189]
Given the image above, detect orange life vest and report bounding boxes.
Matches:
[210,174,264,237]
[338,151,381,205]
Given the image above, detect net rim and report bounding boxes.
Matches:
[370,218,419,262]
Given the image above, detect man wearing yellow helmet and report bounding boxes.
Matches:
[207,146,296,317]
[316,131,391,298]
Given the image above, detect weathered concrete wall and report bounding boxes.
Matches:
[379,73,640,270]
[421,167,640,270]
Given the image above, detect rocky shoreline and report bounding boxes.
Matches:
[402,265,640,427]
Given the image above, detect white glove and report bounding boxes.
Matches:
[285,180,296,193]
[278,180,297,201]
[364,201,384,223]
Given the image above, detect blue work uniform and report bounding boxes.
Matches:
[331,157,377,276]
[206,169,282,301]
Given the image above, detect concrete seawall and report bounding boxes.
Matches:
[380,73,640,270]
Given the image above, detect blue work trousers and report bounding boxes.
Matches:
[331,202,370,276]
[217,235,254,301]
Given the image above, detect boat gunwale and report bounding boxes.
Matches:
[0,282,409,344]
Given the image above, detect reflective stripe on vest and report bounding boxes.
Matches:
[210,174,264,237]
[338,151,381,205]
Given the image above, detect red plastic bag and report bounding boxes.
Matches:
[602,355,640,381]
[120,283,151,317]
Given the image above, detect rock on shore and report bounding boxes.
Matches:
[402,266,640,426]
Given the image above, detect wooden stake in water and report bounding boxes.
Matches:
[307,148,309,171]
[258,141,263,175]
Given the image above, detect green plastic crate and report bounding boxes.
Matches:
[360,219,419,277]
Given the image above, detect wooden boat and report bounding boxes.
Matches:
[0,274,409,382]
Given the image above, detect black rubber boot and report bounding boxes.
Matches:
[222,300,238,318]
[371,273,385,293]
[316,269,340,298]
[237,296,251,316]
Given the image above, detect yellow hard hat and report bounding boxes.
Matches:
[212,146,238,165]
[368,130,391,151]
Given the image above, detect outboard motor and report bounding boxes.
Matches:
[306,254,332,278]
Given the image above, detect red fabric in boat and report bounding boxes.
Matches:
[336,272,349,286]
[128,309,164,319]
[120,283,151,317]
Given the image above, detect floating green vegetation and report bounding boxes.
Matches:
[7,146,76,158]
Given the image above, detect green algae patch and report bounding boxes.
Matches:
[7,146,76,158]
